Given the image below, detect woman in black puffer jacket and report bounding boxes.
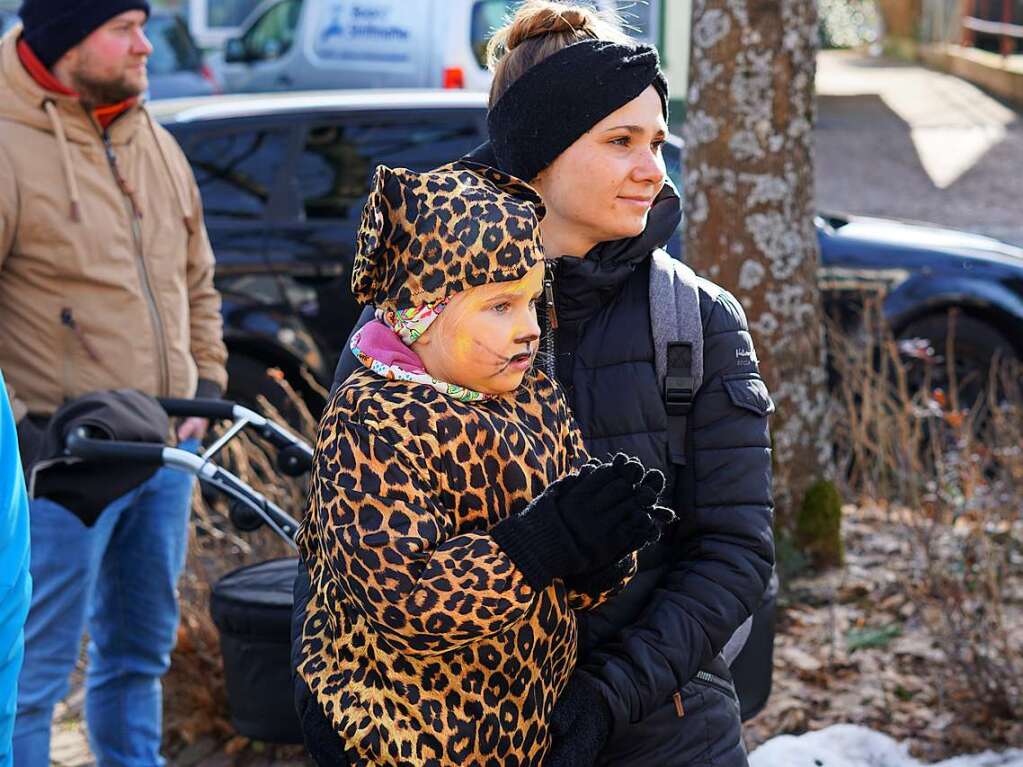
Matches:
[312,3,776,765]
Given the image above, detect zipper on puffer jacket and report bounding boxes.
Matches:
[539,260,558,380]
[99,127,171,396]
[693,669,735,695]
[672,670,736,719]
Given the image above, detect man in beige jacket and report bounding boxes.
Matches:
[0,2,227,764]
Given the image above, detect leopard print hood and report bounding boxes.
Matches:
[351,160,546,314]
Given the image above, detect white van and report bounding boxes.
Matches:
[217,0,640,94]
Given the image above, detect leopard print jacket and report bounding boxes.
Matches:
[295,367,634,766]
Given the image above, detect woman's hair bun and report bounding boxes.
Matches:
[503,5,597,51]
[486,1,630,101]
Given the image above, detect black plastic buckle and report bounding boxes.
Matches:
[665,374,695,417]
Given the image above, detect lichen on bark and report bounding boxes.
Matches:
[683,0,836,531]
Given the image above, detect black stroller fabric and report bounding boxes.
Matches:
[210,556,303,744]
[28,389,169,525]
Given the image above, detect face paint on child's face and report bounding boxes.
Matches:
[413,264,545,395]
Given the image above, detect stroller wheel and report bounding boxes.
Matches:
[229,500,265,532]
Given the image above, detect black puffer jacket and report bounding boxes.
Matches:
[323,151,774,766]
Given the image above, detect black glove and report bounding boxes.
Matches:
[565,468,675,596]
[544,672,612,767]
[492,453,661,590]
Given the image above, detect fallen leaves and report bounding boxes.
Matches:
[744,502,1023,760]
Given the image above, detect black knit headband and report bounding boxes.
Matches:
[487,39,668,183]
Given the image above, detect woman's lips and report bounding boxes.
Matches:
[618,196,654,209]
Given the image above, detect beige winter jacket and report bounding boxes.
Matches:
[0,26,227,422]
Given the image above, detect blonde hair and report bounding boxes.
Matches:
[486,1,631,108]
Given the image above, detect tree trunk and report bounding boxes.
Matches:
[682,0,833,529]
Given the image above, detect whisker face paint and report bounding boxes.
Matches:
[412,263,545,395]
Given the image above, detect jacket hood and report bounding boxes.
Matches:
[464,141,682,325]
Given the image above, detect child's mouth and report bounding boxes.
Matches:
[507,351,533,371]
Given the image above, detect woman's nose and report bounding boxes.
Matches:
[633,147,666,186]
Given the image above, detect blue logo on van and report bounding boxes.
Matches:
[315,2,413,62]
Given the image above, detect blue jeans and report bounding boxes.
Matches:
[13,446,196,767]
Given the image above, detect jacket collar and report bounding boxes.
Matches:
[464,141,682,325]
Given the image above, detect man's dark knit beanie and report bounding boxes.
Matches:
[19,0,151,69]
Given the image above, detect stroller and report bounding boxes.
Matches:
[66,397,312,744]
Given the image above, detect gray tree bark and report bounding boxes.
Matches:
[682,0,833,527]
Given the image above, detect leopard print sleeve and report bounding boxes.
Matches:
[309,418,540,656]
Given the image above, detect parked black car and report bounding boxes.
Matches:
[152,91,1023,414]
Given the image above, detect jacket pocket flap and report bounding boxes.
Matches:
[723,375,775,417]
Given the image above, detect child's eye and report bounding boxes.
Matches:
[493,302,509,314]
[528,297,538,308]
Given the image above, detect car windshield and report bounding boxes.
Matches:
[147,15,202,75]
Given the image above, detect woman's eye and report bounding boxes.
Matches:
[652,139,666,152]
[610,136,631,147]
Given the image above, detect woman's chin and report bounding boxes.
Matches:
[603,211,650,240]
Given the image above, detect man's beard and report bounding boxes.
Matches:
[71,68,146,108]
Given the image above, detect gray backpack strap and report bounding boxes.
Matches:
[650,249,755,669]
[649,248,703,467]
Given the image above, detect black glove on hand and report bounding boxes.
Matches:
[492,453,661,591]
[544,672,612,767]
[565,467,675,596]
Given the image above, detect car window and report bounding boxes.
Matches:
[185,128,290,220]
[208,0,264,28]
[296,112,484,221]
[147,15,201,75]
[470,0,515,69]
[244,0,302,61]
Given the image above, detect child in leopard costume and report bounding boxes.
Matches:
[294,160,669,767]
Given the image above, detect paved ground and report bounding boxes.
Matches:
[44,50,1023,767]
[815,49,1023,247]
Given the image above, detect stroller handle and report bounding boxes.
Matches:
[64,432,301,545]
[158,397,239,421]
[65,432,168,465]
[158,398,312,476]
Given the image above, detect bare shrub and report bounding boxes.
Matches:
[830,298,1023,722]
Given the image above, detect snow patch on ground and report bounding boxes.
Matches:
[750,725,1023,767]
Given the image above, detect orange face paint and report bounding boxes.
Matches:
[413,265,545,395]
